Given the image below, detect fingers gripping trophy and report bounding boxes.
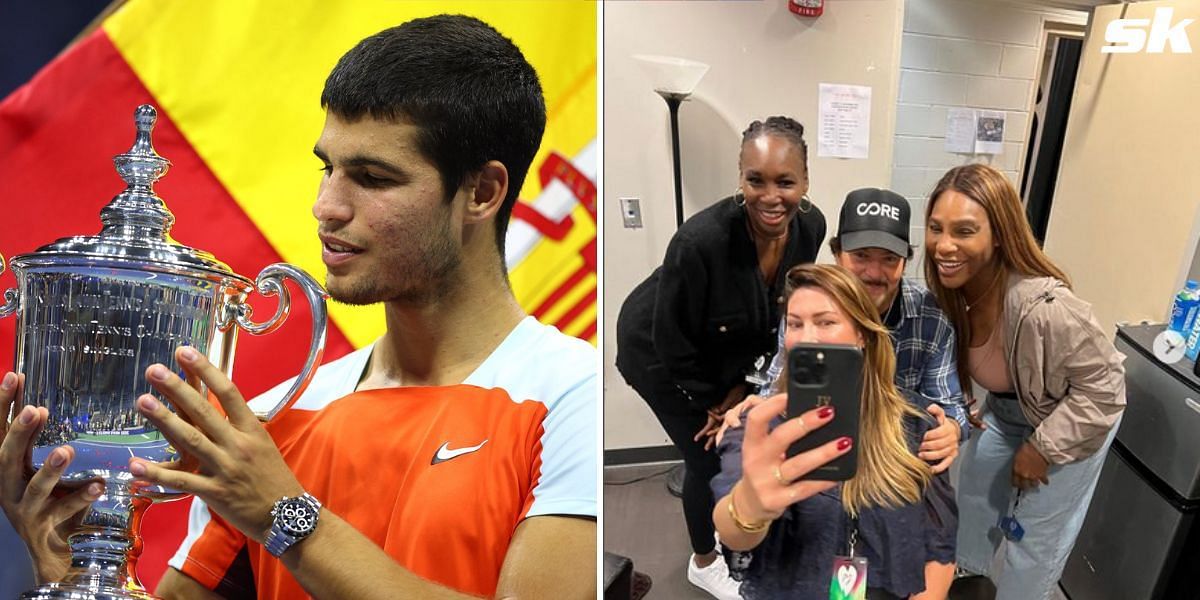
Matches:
[0,105,329,599]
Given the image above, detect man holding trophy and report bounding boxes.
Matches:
[0,14,597,600]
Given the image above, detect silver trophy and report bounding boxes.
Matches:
[0,105,328,599]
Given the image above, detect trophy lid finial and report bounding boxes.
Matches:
[100,103,175,240]
[113,104,171,189]
[20,103,242,282]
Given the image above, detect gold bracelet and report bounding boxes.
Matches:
[727,482,770,534]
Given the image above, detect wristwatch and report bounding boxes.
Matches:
[264,492,322,558]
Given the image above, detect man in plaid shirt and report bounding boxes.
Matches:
[759,188,968,451]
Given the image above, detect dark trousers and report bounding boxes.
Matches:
[624,368,722,556]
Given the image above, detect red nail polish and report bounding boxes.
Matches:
[818,406,834,419]
[837,437,853,451]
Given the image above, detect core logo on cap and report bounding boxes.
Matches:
[837,188,911,256]
[856,202,901,221]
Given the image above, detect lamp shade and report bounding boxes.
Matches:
[633,54,709,97]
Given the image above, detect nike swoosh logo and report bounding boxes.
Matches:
[431,440,488,465]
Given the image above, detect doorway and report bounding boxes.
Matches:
[1021,24,1085,246]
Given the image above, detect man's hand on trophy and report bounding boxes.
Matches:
[129,346,306,544]
[0,372,104,584]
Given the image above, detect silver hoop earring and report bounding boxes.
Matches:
[733,186,746,207]
[797,194,812,214]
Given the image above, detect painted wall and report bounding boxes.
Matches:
[603,0,905,451]
[1044,0,1200,334]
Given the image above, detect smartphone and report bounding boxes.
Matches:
[785,343,862,481]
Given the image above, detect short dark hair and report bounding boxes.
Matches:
[829,236,914,260]
[741,116,809,171]
[320,14,547,264]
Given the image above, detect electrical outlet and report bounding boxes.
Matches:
[620,197,643,229]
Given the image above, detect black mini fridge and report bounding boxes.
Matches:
[1061,324,1200,600]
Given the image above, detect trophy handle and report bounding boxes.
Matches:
[233,263,329,422]
[0,289,16,318]
[0,255,16,318]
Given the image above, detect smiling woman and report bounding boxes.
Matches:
[614,116,826,599]
[710,263,936,600]
[923,164,1126,600]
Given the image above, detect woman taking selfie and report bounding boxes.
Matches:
[923,164,1125,600]
[711,264,940,599]
[616,116,825,599]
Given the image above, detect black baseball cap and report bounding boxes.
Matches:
[837,188,911,257]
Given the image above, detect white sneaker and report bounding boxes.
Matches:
[687,554,742,600]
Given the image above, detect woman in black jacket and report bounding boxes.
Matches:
[615,116,825,599]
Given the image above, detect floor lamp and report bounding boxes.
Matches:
[634,55,709,497]
[634,55,709,228]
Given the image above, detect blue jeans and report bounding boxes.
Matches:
[955,393,1117,600]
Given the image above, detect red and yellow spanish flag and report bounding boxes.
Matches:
[0,0,595,587]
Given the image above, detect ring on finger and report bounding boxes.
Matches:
[773,464,787,486]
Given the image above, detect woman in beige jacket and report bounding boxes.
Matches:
[921,164,1125,600]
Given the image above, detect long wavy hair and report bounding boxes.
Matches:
[773,264,930,516]
[922,164,1070,395]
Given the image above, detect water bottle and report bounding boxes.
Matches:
[1169,280,1200,335]
[1186,315,1200,362]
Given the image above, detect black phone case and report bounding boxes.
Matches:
[785,343,862,481]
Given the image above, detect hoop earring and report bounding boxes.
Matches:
[797,194,812,214]
[733,186,746,207]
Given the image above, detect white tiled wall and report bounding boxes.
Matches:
[893,0,1087,281]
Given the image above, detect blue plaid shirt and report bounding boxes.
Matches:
[762,277,969,441]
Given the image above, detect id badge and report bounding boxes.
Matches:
[829,555,868,600]
[998,515,1025,542]
[744,354,771,387]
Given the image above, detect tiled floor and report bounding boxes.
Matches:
[603,461,1071,600]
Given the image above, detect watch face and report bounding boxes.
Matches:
[275,497,318,537]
